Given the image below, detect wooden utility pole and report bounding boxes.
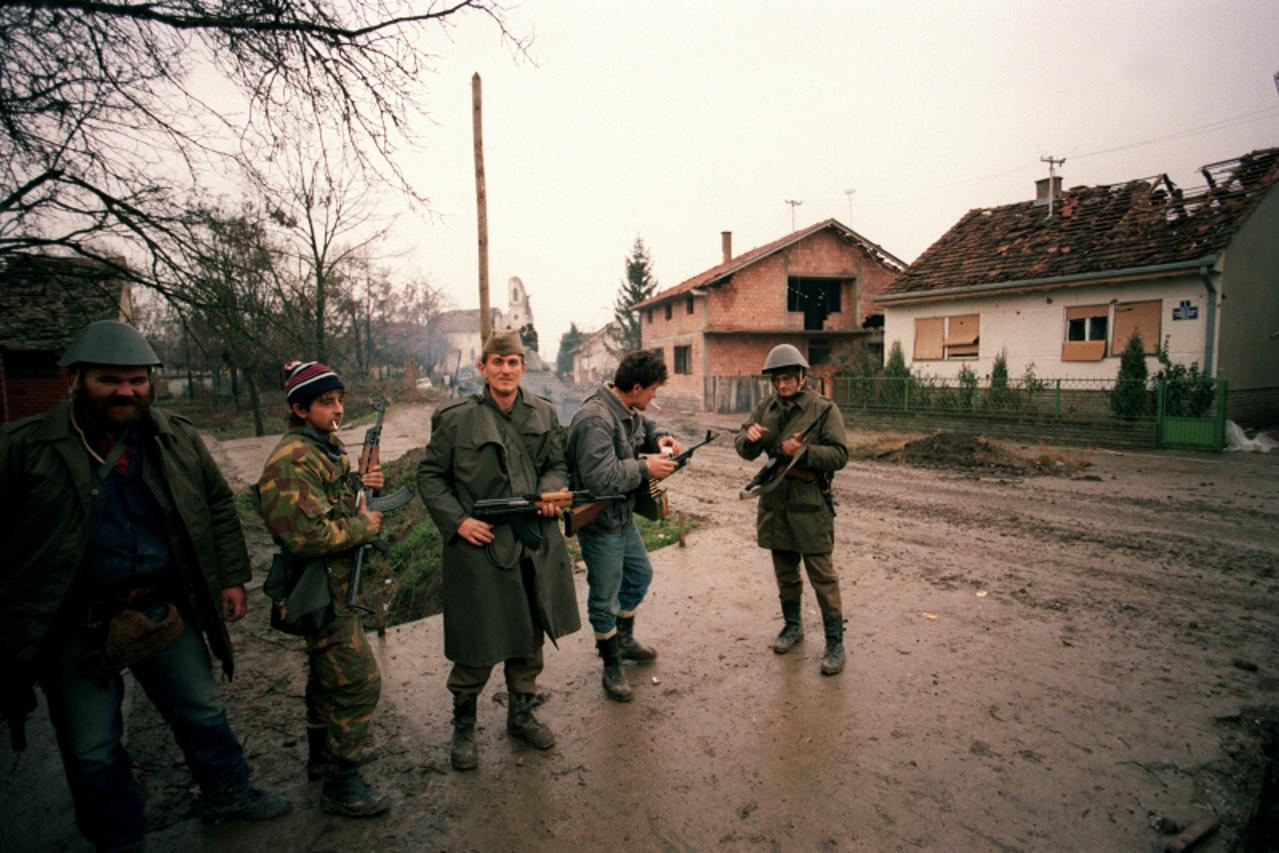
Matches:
[473,72,491,341]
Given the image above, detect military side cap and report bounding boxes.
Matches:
[482,329,525,357]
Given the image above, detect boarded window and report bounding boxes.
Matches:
[944,314,979,359]
[674,345,691,375]
[1063,305,1109,361]
[1112,300,1161,355]
[914,317,944,360]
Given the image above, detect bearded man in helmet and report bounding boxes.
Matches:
[734,344,850,675]
[0,320,290,852]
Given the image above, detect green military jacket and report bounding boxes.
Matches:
[734,386,848,553]
[256,425,378,580]
[0,399,251,679]
[417,389,581,666]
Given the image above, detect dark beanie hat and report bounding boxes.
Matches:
[282,360,343,407]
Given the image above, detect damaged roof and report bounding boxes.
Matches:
[635,218,907,310]
[882,147,1279,300]
[0,254,130,350]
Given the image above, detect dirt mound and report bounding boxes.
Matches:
[896,431,1029,473]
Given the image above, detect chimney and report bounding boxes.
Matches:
[721,231,732,263]
[1034,176,1062,207]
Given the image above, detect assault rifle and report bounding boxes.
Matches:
[347,401,414,613]
[472,489,627,548]
[739,405,833,500]
[634,429,718,520]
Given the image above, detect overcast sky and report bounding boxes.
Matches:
[384,0,1279,360]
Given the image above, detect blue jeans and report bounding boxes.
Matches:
[578,522,653,638]
[40,617,250,851]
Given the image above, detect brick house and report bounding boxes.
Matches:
[0,254,132,423]
[877,147,1279,427]
[634,220,906,412]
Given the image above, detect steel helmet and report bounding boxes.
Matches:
[57,320,162,368]
[762,344,809,374]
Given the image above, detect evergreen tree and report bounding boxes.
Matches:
[1109,331,1150,418]
[556,323,584,377]
[607,237,658,355]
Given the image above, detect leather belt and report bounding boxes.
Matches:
[783,468,820,483]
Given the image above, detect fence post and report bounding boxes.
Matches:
[1155,379,1166,449]
[1054,379,1061,420]
[903,380,910,412]
[1214,379,1229,452]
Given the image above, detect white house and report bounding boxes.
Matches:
[877,148,1279,426]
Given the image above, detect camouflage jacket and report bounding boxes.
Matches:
[257,425,377,573]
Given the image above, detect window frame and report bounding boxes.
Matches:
[674,345,691,375]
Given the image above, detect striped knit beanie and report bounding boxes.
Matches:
[282,360,344,407]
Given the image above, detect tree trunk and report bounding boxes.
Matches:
[246,369,265,437]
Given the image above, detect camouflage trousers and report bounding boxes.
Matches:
[771,550,842,620]
[305,580,381,762]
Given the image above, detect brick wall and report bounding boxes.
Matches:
[641,225,901,410]
[3,375,66,422]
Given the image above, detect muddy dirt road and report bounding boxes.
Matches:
[5,404,1277,851]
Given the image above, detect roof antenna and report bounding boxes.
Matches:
[1040,156,1066,217]
[784,199,803,230]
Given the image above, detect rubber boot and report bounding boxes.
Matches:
[772,599,804,655]
[307,726,376,780]
[820,614,846,676]
[506,692,555,749]
[321,760,390,817]
[596,635,633,702]
[450,695,478,771]
[617,615,657,663]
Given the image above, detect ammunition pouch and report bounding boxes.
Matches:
[264,553,335,636]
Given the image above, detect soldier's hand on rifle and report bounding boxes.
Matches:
[781,432,806,457]
[458,517,495,546]
[361,464,384,491]
[745,422,769,443]
[645,453,679,480]
[358,503,383,534]
[657,435,684,456]
[533,500,560,518]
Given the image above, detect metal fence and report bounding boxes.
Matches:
[831,375,1151,421]
[829,374,1228,450]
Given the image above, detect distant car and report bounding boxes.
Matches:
[415,377,433,390]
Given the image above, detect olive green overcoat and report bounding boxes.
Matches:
[734,386,848,552]
[417,389,581,666]
[0,399,251,680]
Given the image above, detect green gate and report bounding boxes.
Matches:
[1157,379,1228,452]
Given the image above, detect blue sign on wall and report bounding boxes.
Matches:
[1172,299,1198,321]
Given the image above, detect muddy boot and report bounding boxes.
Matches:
[772,600,804,655]
[506,691,555,749]
[596,635,633,702]
[820,614,846,676]
[617,615,657,663]
[321,760,389,817]
[450,695,478,771]
[306,726,376,780]
[200,784,292,824]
